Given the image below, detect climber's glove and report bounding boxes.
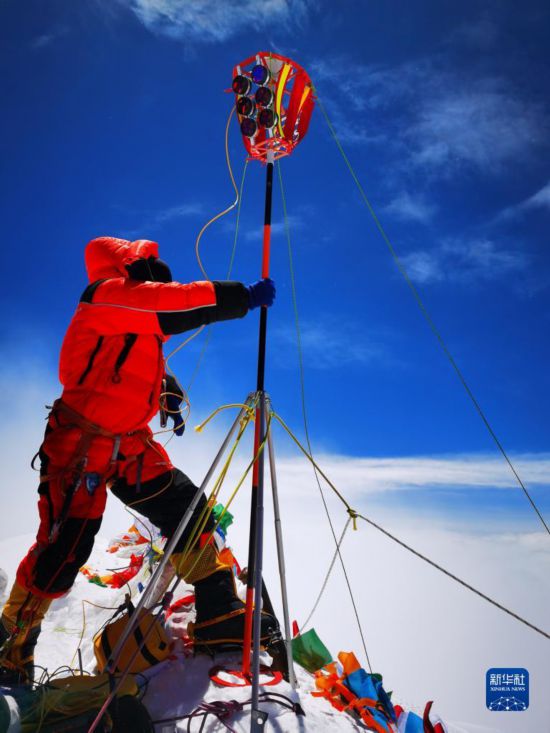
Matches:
[246,278,276,310]
[162,373,185,436]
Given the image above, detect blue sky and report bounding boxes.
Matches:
[1,0,550,535]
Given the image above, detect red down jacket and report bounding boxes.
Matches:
[59,236,249,434]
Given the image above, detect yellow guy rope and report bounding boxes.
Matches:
[174,412,274,585]
[175,404,257,565]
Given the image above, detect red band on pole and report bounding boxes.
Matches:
[262,224,271,280]
[242,586,255,678]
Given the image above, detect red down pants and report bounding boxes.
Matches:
[17,415,213,599]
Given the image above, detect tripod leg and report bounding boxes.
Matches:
[267,410,298,690]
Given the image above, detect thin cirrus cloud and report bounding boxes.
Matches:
[272,320,391,370]
[312,57,547,176]
[151,201,204,224]
[382,192,437,223]
[406,85,545,173]
[399,238,529,285]
[121,0,312,42]
[122,201,204,237]
[496,180,550,222]
[30,27,68,50]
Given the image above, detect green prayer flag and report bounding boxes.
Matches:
[292,628,333,673]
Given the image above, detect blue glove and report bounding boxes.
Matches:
[246,278,276,310]
[162,374,185,436]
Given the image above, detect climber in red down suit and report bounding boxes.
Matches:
[0,236,277,683]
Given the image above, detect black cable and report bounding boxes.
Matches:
[316,93,549,537]
[358,512,550,640]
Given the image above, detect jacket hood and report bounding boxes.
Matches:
[85,237,160,282]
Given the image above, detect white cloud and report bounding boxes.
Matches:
[272,320,389,370]
[273,451,550,498]
[122,0,312,42]
[30,27,67,49]
[153,202,204,223]
[4,363,549,546]
[400,249,445,283]
[313,58,547,175]
[497,180,550,221]
[123,201,204,237]
[407,84,545,173]
[311,58,415,112]
[383,192,437,223]
[400,238,529,285]
[526,181,550,210]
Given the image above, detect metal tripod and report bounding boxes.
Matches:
[88,388,297,733]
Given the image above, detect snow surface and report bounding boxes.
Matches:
[0,533,455,733]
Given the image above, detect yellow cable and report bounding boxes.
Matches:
[164,324,207,366]
[164,105,242,366]
[70,600,121,669]
[179,413,274,582]
[173,403,256,572]
[165,156,248,377]
[171,399,267,579]
[270,411,355,514]
[195,106,240,280]
[194,401,257,434]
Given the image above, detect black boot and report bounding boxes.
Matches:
[0,616,42,685]
[190,570,279,650]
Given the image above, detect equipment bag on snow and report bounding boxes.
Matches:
[94,603,171,674]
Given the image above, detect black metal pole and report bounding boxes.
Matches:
[243,153,274,731]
